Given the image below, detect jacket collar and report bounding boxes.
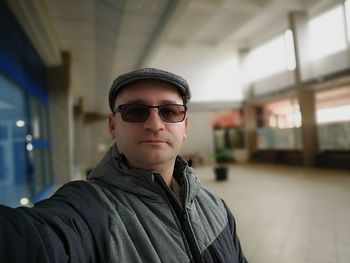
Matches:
[88,144,201,205]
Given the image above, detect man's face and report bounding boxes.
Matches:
[109,80,188,171]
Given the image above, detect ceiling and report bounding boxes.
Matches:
[9,0,335,114]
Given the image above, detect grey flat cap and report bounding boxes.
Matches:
[108,68,191,112]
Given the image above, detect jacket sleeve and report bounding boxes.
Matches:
[0,204,49,263]
[0,180,109,263]
[224,202,248,263]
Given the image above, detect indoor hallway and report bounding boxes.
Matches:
[199,164,350,263]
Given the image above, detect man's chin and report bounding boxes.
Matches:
[138,153,174,167]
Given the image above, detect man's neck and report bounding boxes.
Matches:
[155,162,175,187]
[126,158,175,187]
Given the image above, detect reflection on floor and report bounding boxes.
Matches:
[197,163,350,263]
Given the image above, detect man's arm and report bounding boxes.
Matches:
[0,181,109,263]
[0,205,49,263]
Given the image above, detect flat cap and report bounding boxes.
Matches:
[108,68,191,112]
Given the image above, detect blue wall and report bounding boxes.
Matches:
[0,0,47,104]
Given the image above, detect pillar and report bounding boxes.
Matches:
[47,52,74,184]
[297,87,318,166]
[243,103,257,161]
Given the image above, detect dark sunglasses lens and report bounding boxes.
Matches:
[159,105,186,123]
[120,104,149,123]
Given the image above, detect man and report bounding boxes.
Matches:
[0,68,248,263]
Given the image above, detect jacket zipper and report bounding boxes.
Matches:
[154,174,204,263]
[181,175,204,263]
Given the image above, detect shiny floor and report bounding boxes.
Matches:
[198,163,350,263]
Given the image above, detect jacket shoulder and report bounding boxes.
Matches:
[21,180,109,263]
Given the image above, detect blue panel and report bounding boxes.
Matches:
[32,184,54,203]
[0,145,5,181]
[13,141,27,184]
[32,140,51,148]
[0,74,27,122]
[0,0,47,104]
[0,125,8,140]
[12,122,26,139]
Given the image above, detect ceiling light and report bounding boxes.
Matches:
[26,143,33,151]
[16,120,25,127]
[20,197,30,206]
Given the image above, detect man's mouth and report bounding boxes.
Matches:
[142,140,165,143]
[140,138,167,144]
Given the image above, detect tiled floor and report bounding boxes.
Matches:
[197,163,350,263]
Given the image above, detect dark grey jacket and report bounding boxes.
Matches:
[0,144,247,262]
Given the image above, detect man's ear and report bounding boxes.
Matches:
[183,116,188,140]
[108,114,116,139]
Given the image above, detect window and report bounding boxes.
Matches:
[242,30,296,83]
[257,99,302,150]
[308,5,347,61]
[345,0,350,42]
[316,87,350,150]
[30,96,52,197]
[316,87,350,124]
[265,99,301,129]
[31,96,50,140]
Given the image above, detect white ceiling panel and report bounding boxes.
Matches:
[59,38,95,50]
[45,0,95,19]
[113,49,143,63]
[96,26,118,45]
[96,3,122,30]
[53,20,95,38]
[116,34,150,48]
[99,0,124,10]
[123,0,168,15]
[120,14,159,35]
[166,13,216,44]
[194,12,252,45]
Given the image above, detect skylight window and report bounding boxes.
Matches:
[345,0,350,42]
[242,30,296,83]
[308,5,347,60]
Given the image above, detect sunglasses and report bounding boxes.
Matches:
[114,103,187,123]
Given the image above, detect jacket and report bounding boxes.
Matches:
[0,144,247,263]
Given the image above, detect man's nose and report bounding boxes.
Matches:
[142,108,165,131]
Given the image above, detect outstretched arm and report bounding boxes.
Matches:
[0,181,109,263]
[0,204,49,263]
